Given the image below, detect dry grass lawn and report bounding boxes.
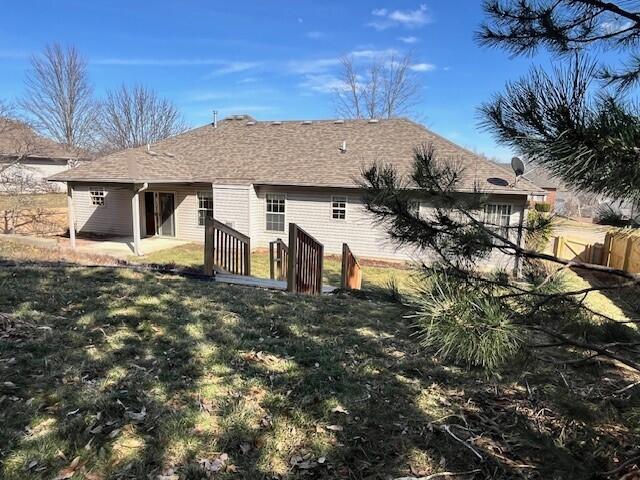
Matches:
[1,239,639,479]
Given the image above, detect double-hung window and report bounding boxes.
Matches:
[266,194,285,231]
[332,196,346,219]
[483,204,512,238]
[89,187,105,206]
[197,191,213,226]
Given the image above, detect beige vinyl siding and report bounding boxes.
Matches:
[248,186,527,262]
[212,185,250,236]
[72,184,133,235]
[251,186,420,261]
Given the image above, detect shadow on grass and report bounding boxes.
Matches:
[0,262,637,479]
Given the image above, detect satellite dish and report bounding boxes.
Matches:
[511,156,525,177]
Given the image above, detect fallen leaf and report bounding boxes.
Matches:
[27,460,38,470]
[318,456,326,464]
[3,381,16,389]
[200,453,228,474]
[125,406,146,422]
[331,405,349,415]
[326,424,343,432]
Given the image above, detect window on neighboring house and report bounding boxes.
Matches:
[89,187,105,206]
[197,191,214,226]
[332,196,346,219]
[483,204,512,237]
[266,193,285,231]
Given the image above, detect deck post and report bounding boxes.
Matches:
[131,187,142,256]
[66,183,76,249]
[204,216,214,276]
[287,224,297,292]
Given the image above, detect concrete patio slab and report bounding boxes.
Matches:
[75,236,190,259]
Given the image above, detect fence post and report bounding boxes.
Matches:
[245,236,251,276]
[623,237,634,272]
[317,242,324,295]
[204,216,214,276]
[269,241,275,279]
[553,236,564,258]
[287,224,298,292]
[602,233,612,266]
[340,243,348,289]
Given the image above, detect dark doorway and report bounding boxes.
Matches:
[144,192,155,236]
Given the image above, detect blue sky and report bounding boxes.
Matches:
[0,1,550,160]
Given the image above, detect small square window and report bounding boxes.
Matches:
[332,196,346,220]
[90,187,105,206]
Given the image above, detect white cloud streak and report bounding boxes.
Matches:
[367,4,431,30]
[410,63,436,72]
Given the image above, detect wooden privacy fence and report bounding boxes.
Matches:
[269,238,289,281]
[341,243,362,290]
[553,236,604,265]
[204,217,251,276]
[602,232,640,273]
[551,232,640,274]
[287,223,324,295]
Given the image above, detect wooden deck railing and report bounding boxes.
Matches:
[204,217,251,276]
[340,243,362,290]
[287,223,324,295]
[269,238,288,281]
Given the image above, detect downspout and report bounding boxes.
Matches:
[131,182,149,256]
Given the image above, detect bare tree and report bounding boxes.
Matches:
[98,84,186,151]
[333,53,421,119]
[21,43,97,149]
[0,110,57,234]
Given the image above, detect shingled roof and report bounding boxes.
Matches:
[0,119,88,160]
[50,116,542,194]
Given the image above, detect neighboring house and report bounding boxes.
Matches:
[495,162,563,206]
[0,119,89,193]
[49,115,543,262]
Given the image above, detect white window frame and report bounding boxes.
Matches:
[483,203,512,237]
[197,191,213,227]
[266,193,286,232]
[331,195,347,220]
[89,187,105,207]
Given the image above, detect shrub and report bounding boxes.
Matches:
[595,204,638,227]
[525,210,555,251]
[534,202,552,212]
[413,272,522,372]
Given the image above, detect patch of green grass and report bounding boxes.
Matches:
[0,193,66,210]
[1,240,638,479]
[130,244,418,294]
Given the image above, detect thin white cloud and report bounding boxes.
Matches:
[367,4,431,30]
[410,63,436,72]
[351,48,400,59]
[601,20,633,34]
[299,74,348,94]
[306,31,326,39]
[287,57,341,74]
[93,57,226,66]
[399,36,419,44]
[204,61,261,78]
[0,49,30,60]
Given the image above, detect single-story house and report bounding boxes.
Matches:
[0,119,89,193]
[49,115,544,262]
